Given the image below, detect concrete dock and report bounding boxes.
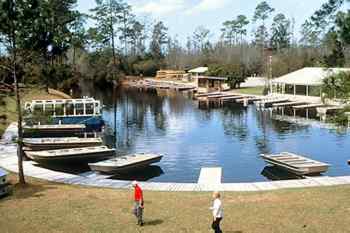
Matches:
[198,167,222,184]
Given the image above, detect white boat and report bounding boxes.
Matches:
[23,137,103,151]
[23,124,86,136]
[25,146,115,163]
[88,153,163,174]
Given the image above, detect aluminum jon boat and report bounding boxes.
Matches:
[88,153,163,174]
[25,146,115,163]
[23,124,86,137]
[23,137,103,151]
[261,152,330,175]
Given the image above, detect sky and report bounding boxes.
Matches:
[77,0,332,43]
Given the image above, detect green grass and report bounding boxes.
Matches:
[234,86,265,96]
[0,86,62,136]
[1,174,350,233]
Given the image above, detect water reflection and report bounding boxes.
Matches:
[110,166,164,181]
[261,166,302,180]
[77,83,350,183]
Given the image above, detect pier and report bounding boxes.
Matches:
[198,167,222,184]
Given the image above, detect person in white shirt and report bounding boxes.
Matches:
[210,191,223,233]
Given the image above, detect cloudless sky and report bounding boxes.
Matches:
[77,0,332,43]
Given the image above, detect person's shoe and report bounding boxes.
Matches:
[139,221,144,226]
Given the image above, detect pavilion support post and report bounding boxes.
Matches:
[294,84,296,96]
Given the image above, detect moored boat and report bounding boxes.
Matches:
[23,124,86,137]
[261,152,330,175]
[25,146,115,163]
[23,137,103,151]
[24,98,104,130]
[88,153,163,174]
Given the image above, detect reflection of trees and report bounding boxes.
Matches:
[220,104,249,142]
[165,90,190,116]
[255,110,272,154]
[79,83,169,149]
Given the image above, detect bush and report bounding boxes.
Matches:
[133,59,160,77]
[207,63,248,89]
[328,106,350,126]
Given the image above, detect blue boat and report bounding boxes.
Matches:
[24,98,104,131]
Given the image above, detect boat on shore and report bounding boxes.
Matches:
[25,146,115,163]
[23,137,103,151]
[88,153,163,174]
[23,124,86,137]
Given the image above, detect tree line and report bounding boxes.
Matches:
[1,0,349,91]
[0,0,349,184]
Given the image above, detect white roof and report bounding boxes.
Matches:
[188,67,208,73]
[272,67,350,86]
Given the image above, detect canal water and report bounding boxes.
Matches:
[80,85,350,183]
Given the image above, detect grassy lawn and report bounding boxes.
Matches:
[0,87,63,136]
[234,86,265,96]
[1,174,350,233]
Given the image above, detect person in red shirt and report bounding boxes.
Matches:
[132,181,144,226]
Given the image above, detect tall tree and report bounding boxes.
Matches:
[336,10,350,45]
[150,21,168,60]
[323,30,345,67]
[90,0,129,82]
[235,15,250,44]
[70,12,87,70]
[118,4,132,55]
[300,19,322,47]
[221,20,238,46]
[193,26,211,52]
[253,1,275,49]
[270,13,291,51]
[127,20,146,56]
[0,0,41,184]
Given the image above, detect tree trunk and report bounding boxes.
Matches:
[73,46,76,72]
[12,22,25,185]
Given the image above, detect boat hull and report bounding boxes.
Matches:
[89,156,162,174]
[23,141,103,151]
[26,151,115,164]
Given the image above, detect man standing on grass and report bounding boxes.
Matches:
[132,181,144,226]
[210,191,223,233]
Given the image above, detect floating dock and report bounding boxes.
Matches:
[293,103,325,110]
[261,152,330,175]
[255,98,289,108]
[198,167,222,184]
[272,101,307,108]
[220,95,253,102]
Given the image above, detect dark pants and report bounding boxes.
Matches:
[211,218,222,233]
[133,201,143,224]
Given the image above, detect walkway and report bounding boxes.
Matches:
[1,125,350,192]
